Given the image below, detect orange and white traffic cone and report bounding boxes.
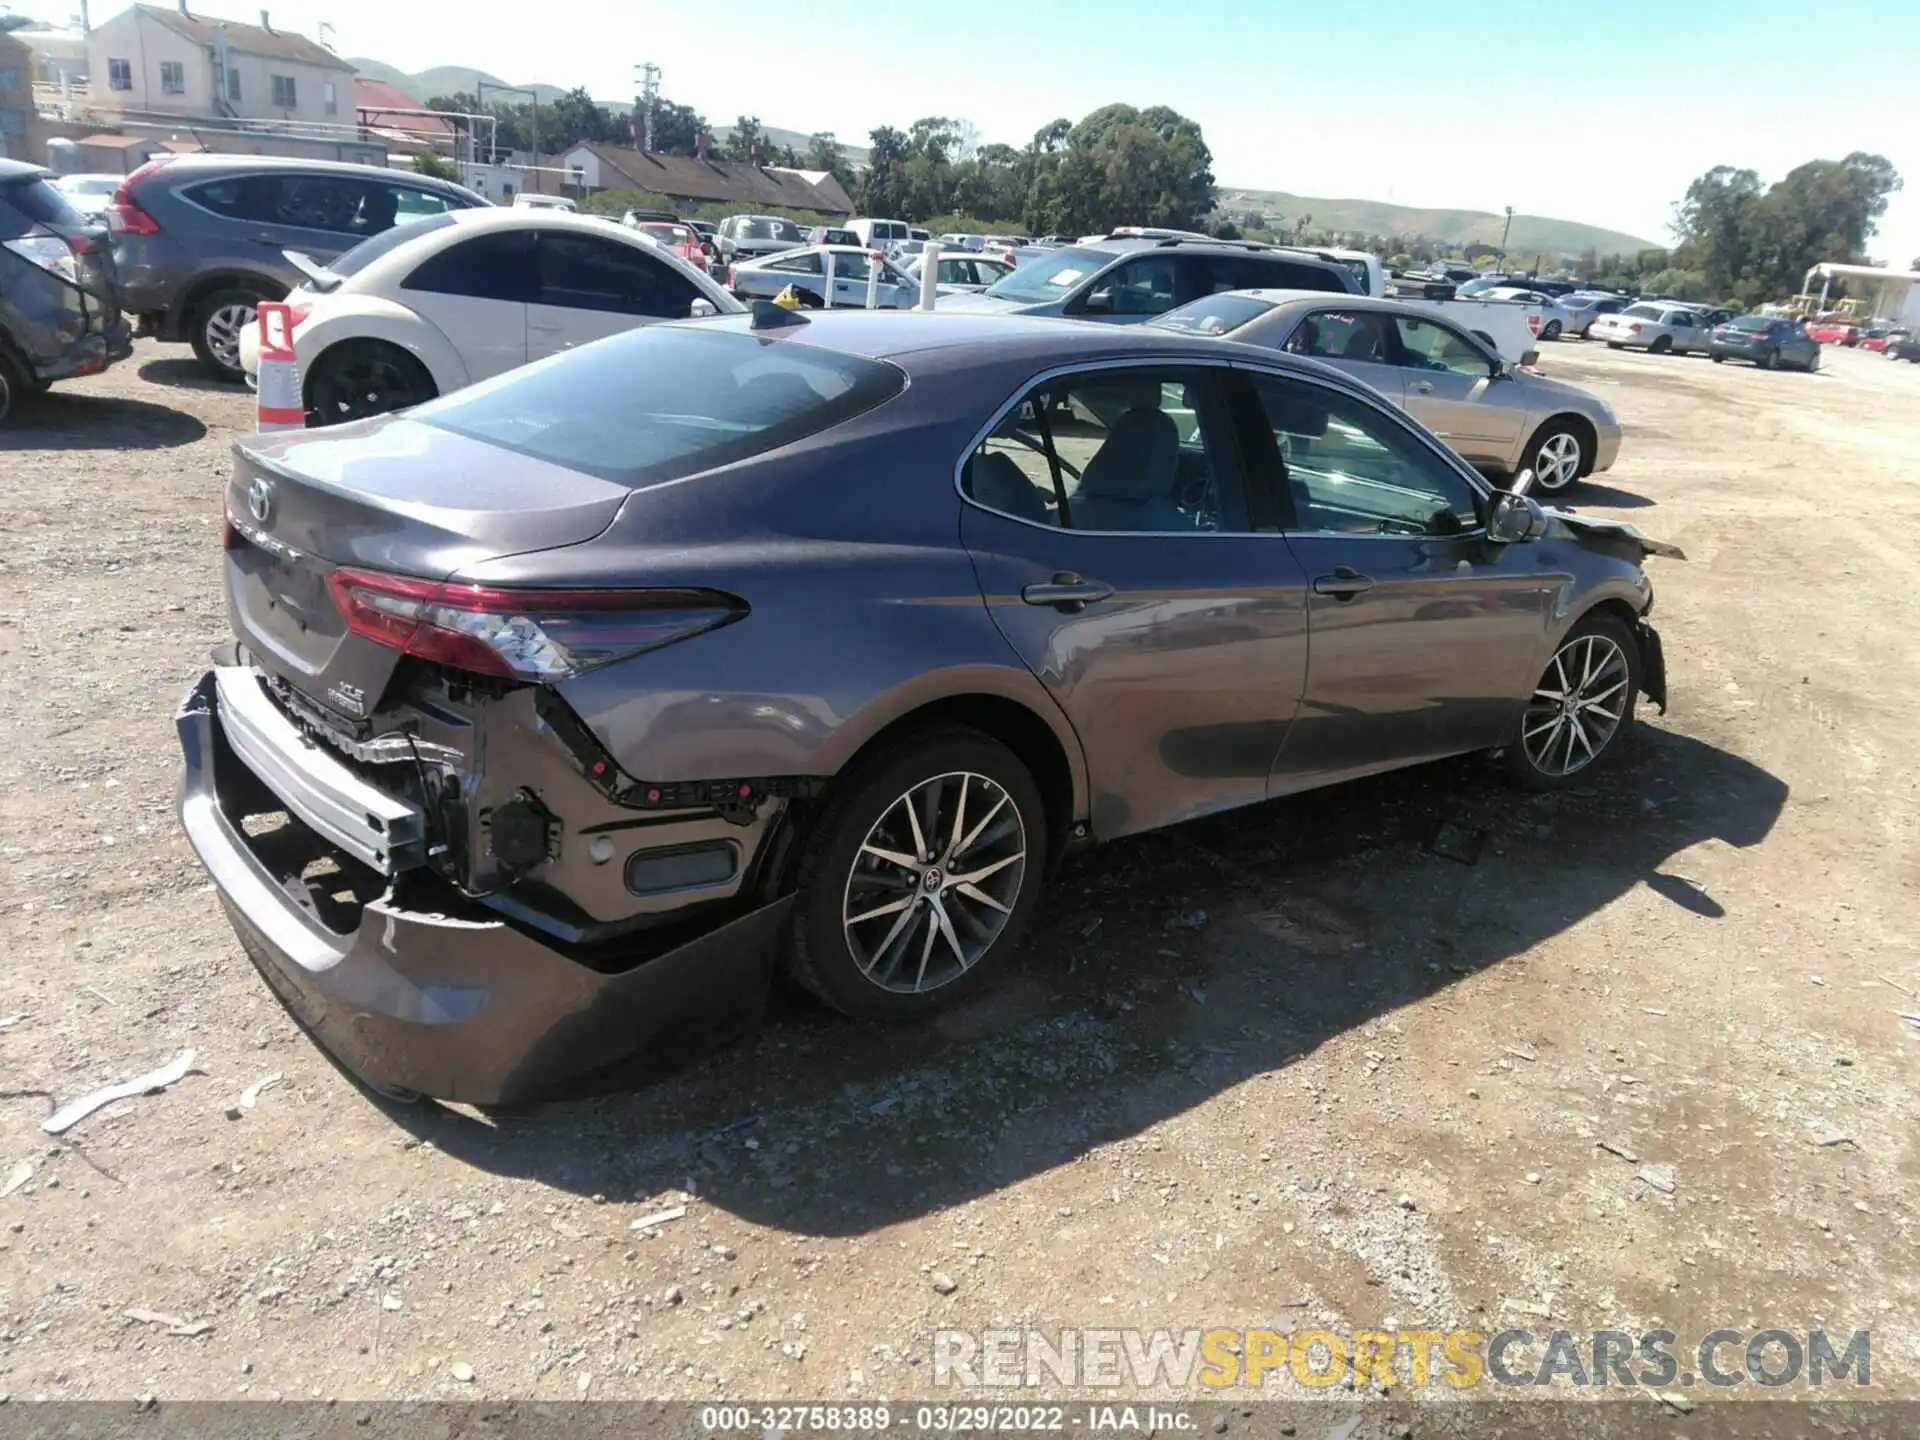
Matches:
[254,302,304,432]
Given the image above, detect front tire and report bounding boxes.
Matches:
[1505,612,1642,791]
[305,341,436,427]
[188,285,275,382]
[787,727,1047,1020]
[1521,420,1586,494]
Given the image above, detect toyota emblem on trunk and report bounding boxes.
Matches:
[248,477,273,524]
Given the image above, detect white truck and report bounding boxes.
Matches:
[1401,295,1548,365]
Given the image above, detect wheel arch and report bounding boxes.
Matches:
[179,268,288,318]
[299,314,459,409]
[827,688,1086,878]
[1526,411,1600,476]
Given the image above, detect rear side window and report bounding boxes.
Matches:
[327,213,457,279]
[0,177,84,235]
[414,324,907,487]
[1247,256,1350,293]
[402,230,538,303]
[536,232,702,318]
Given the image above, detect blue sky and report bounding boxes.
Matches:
[12,0,1919,263]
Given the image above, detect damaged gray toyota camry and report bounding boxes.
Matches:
[177,306,1680,1104]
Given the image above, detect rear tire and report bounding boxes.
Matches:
[1504,611,1642,791]
[1542,320,1562,341]
[0,354,19,425]
[1756,347,1778,370]
[188,284,276,382]
[1710,353,1726,363]
[1605,341,1623,350]
[305,341,436,427]
[1649,335,1673,355]
[786,726,1047,1021]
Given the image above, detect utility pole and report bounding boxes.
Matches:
[636,62,660,153]
[1498,205,1515,264]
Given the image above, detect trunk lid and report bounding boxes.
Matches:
[225,415,630,721]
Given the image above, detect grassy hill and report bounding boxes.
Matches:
[1219,187,1660,256]
[346,60,572,107]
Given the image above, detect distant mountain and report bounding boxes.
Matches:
[345,60,572,107]
[715,123,870,167]
[1219,187,1661,257]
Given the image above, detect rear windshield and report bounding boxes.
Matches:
[413,324,906,487]
[0,176,85,234]
[1147,294,1276,336]
[1727,315,1773,331]
[325,213,458,281]
[1623,303,1664,319]
[741,218,806,243]
[639,223,696,244]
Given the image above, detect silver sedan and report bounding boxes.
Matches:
[1588,302,1716,355]
[1147,289,1622,493]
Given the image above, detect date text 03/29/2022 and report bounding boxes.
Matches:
[698,1404,1194,1432]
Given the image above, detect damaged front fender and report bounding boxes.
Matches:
[1545,509,1688,561]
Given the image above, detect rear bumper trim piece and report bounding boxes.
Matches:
[213,664,422,872]
[177,670,788,1104]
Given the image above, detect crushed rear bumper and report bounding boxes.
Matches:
[176,669,789,1104]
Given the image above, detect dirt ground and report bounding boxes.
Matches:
[2,335,1919,1421]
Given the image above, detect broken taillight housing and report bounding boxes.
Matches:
[325,570,743,681]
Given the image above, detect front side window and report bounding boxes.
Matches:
[271,74,296,108]
[964,368,1250,534]
[1248,373,1480,538]
[159,61,184,95]
[402,229,538,302]
[538,233,702,318]
[108,58,132,91]
[1391,316,1492,377]
[1288,310,1396,364]
[1085,256,1178,316]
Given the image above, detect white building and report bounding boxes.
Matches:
[1803,262,1920,328]
[86,3,354,127]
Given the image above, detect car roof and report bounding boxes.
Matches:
[435,207,645,237]
[141,152,461,184]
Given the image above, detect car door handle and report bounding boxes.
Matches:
[1412,380,1434,393]
[1312,567,1375,599]
[1021,573,1113,612]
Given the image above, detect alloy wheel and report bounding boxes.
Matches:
[841,770,1027,994]
[1522,633,1631,778]
[204,303,256,375]
[1532,432,1583,492]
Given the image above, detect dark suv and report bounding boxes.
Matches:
[936,236,1357,320]
[109,154,486,380]
[0,160,131,423]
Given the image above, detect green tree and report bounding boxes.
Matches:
[861,125,912,218]
[649,99,711,157]
[413,153,458,182]
[1051,103,1214,233]
[807,132,850,185]
[725,115,764,163]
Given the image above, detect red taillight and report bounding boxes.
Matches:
[324,569,741,680]
[1628,323,1642,333]
[107,157,173,236]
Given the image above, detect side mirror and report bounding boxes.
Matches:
[1520,348,1540,368]
[1488,488,1548,545]
[688,298,718,318]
